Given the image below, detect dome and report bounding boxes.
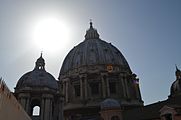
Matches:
[101,98,120,109]
[59,22,143,116]
[16,54,58,90]
[16,70,58,90]
[59,22,130,77]
[170,66,181,96]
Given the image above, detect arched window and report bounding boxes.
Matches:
[32,106,40,116]
[31,99,41,116]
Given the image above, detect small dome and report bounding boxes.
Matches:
[16,54,58,90]
[16,70,58,90]
[101,98,120,109]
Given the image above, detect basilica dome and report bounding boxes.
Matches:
[59,22,131,77]
[59,22,143,119]
[16,54,58,90]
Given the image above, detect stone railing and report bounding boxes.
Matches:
[0,78,31,120]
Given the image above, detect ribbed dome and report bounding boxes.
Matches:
[59,22,130,76]
[16,54,58,90]
[101,98,120,109]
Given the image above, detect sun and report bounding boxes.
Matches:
[32,17,70,53]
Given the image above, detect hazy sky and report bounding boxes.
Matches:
[0,0,181,105]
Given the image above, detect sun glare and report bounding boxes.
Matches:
[32,17,70,53]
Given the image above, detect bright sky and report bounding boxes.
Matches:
[0,0,181,105]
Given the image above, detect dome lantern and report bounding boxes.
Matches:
[34,52,45,70]
[85,21,100,40]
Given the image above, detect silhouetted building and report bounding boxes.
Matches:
[1,22,181,120]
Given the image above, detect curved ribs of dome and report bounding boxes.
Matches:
[59,22,131,78]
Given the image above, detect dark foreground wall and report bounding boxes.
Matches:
[0,79,31,120]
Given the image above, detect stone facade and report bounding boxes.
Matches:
[7,22,181,120]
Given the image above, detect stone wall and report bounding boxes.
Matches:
[0,79,31,120]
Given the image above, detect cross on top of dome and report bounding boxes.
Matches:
[34,52,45,70]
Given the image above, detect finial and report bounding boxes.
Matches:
[40,51,43,58]
[89,19,93,28]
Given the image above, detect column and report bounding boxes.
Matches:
[58,96,64,120]
[101,78,106,98]
[65,78,69,103]
[42,94,53,120]
[62,81,65,96]
[123,75,130,98]
[106,77,110,97]
[18,93,30,114]
[80,77,83,100]
[19,97,26,109]
[25,95,30,114]
[65,81,68,102]
[135,78,142,100]
[40,98,45,120]
[101,73,106,98]
[84,76,88,100]
[80,74,88,100]
[101,73,110,97]
[119,73,126,98]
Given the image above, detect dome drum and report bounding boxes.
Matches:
[59,64,131,80]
